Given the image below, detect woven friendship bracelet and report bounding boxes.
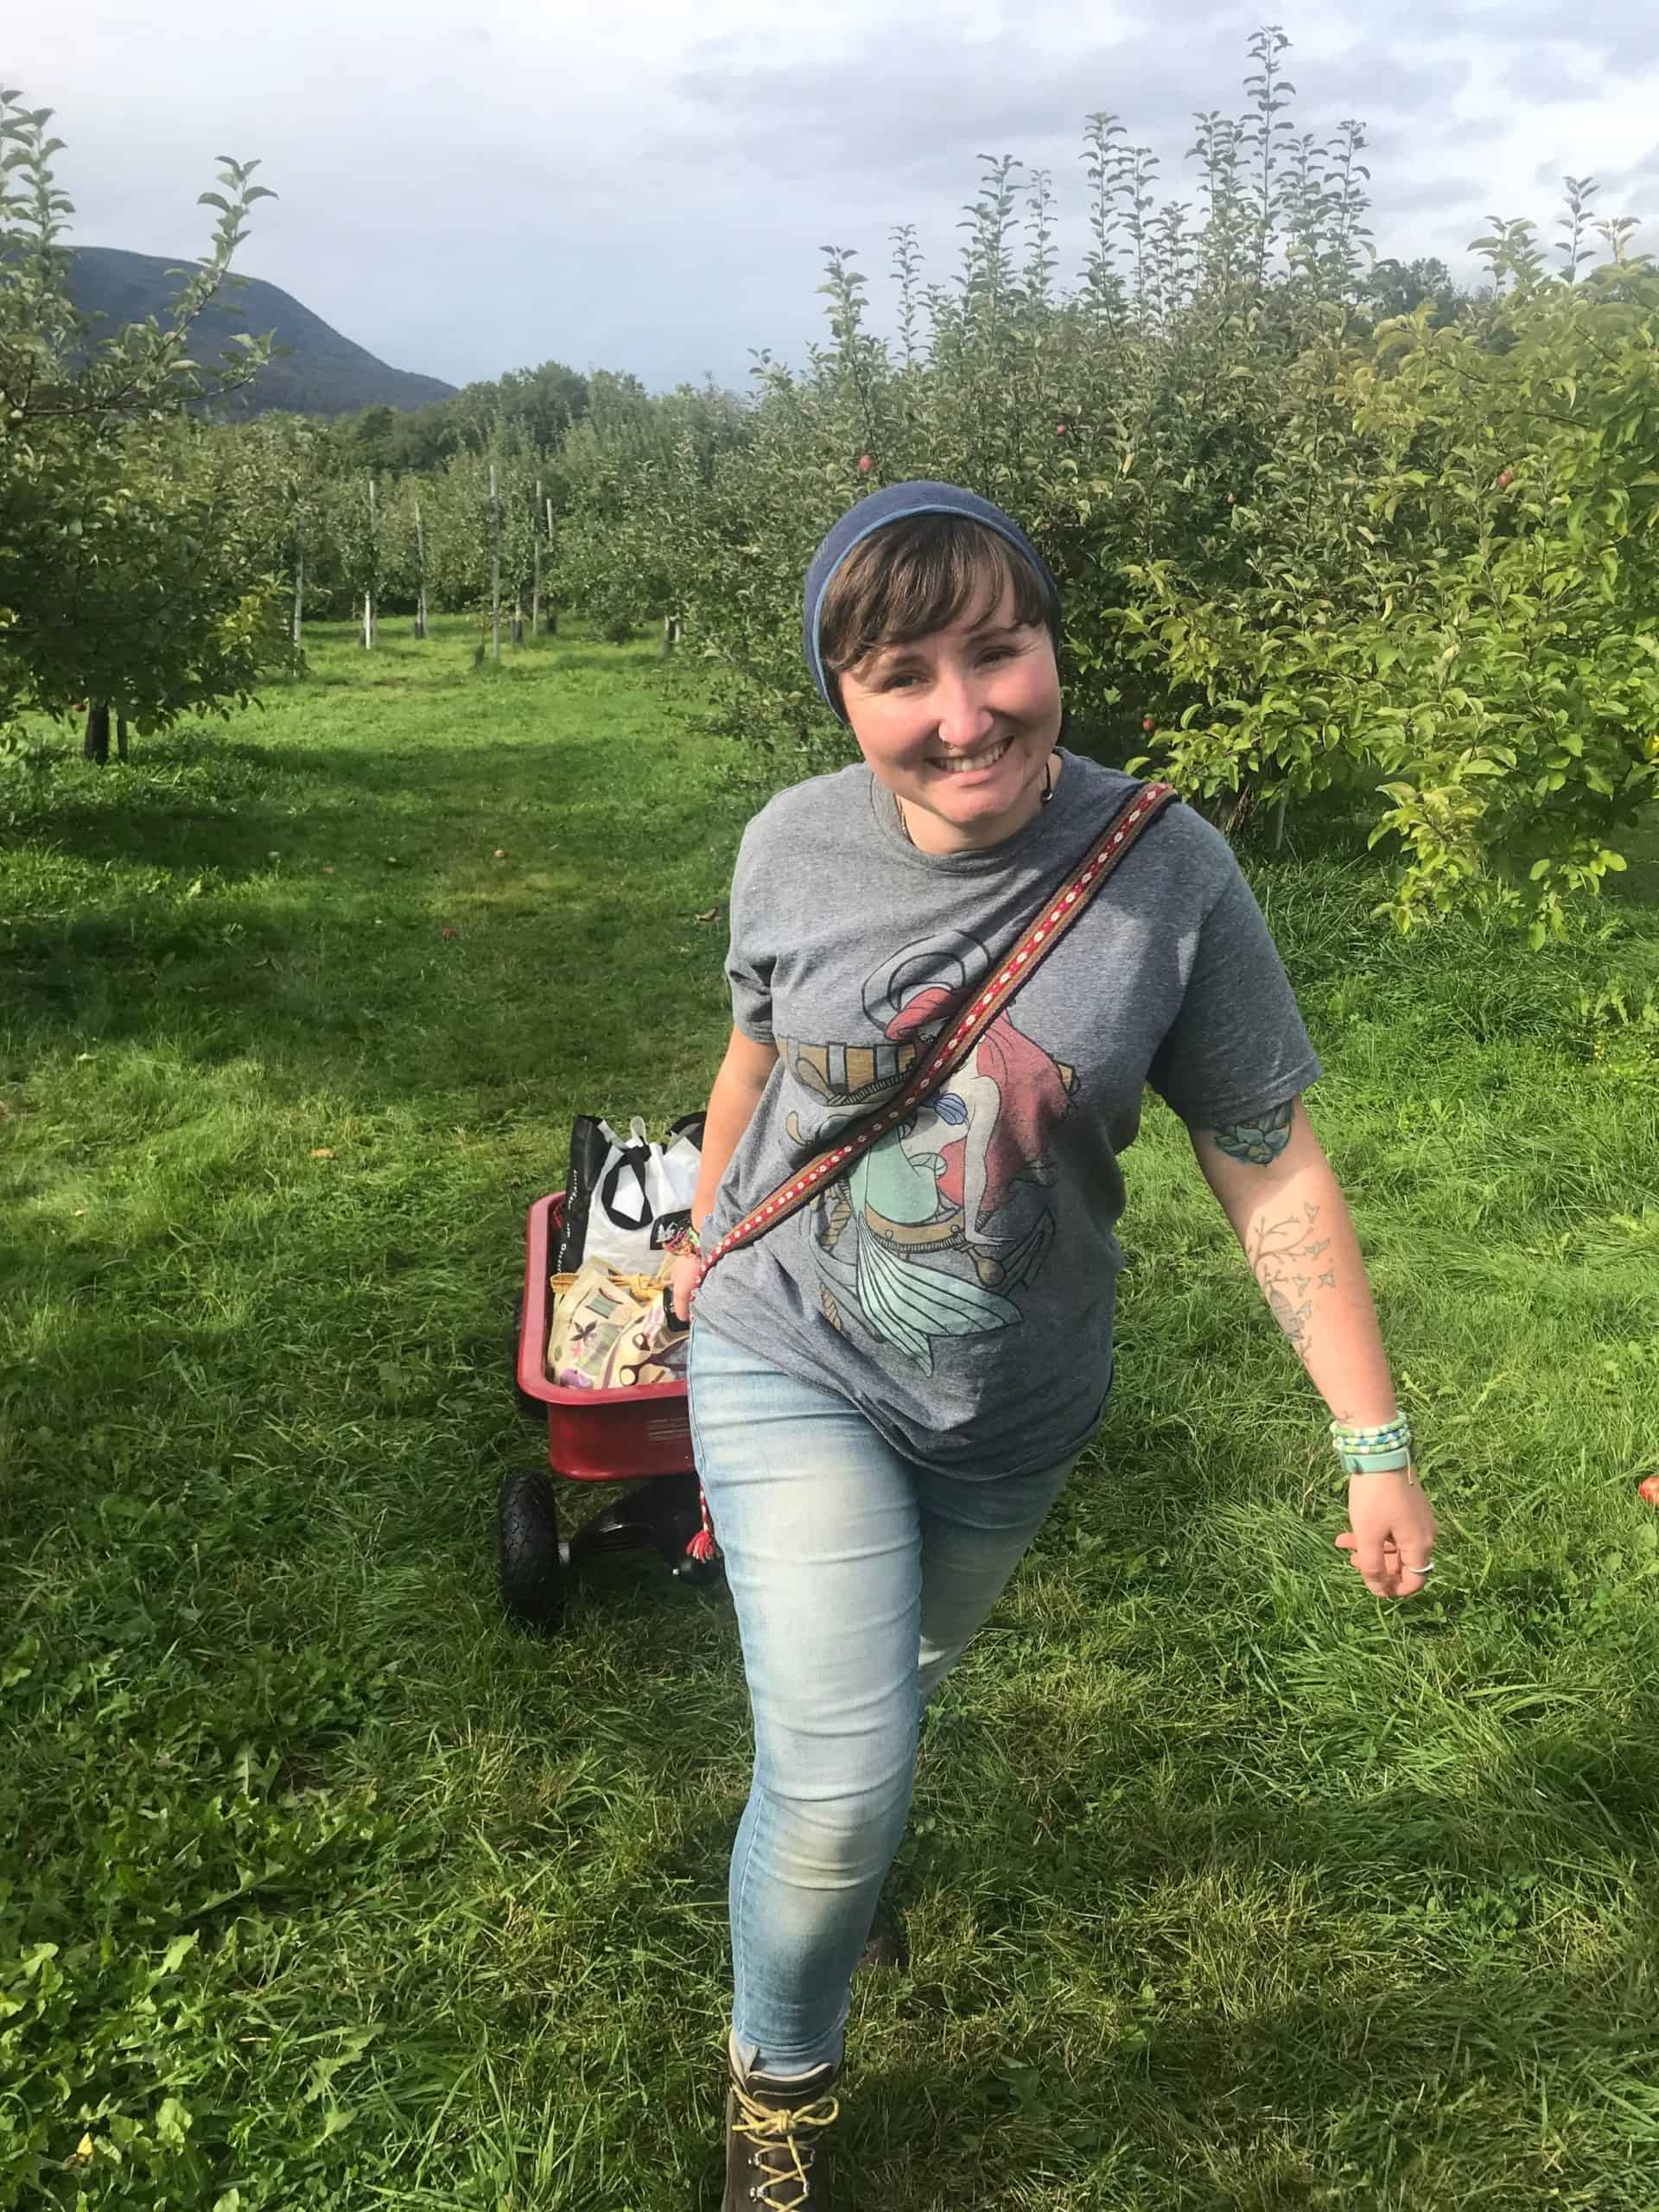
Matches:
[1332,1414,1414,1475]
[1332,1417,1411,1449]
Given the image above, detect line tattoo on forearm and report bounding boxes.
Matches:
[1244,1199,1336,1361]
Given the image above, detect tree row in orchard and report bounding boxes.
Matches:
[525,28,1659,948]
[8,29,1657,949]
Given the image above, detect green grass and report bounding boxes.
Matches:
[3,619,1659,2210]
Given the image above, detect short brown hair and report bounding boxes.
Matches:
[817,514,1059,712]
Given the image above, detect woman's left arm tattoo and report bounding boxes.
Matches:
[1198,1098,1332,1364]
[1193,1096,1397,1418]
[1242,1200,1335,1360]
[1209,1099,1294,1166]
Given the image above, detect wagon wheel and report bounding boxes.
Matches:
[508,1294,542,1418]
[497,1468,566,1635]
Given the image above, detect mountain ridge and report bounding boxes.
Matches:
[63,245,458,417]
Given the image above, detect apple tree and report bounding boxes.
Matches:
[0,86,290,761]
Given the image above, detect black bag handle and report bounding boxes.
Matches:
[598,1144,654,1232]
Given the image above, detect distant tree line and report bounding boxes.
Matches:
[326,358,596,474]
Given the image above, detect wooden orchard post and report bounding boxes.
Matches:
[362,477,378,649]
[489,463,502,664]
[414,499,429,639]
[292,538,304,652]
[543,495,557,636]
[531,474,543,636]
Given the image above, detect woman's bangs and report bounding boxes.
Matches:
[892,534,1026,646]
[826,518,1051,684]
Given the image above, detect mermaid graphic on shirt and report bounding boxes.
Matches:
[779,931,1075,1372]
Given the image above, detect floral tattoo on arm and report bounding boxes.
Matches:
[1204,1100,1333,1363]
[1209,1099,1294,1166]
[1243,1199,1335,1361]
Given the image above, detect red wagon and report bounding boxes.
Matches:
[498,1192,723,1633]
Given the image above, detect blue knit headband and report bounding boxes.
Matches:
[801,480,1062,722]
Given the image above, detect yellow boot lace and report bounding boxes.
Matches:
[730,2076,841,2210]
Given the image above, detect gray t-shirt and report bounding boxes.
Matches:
[694,751,1323,1478]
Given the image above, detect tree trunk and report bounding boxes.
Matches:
[362,590,376,650]
[413,499,429,639]
[116,715,130,761]
[546,607,558,638]
[83,701,110,764]
[1211,783,1258,842]
[659,613,681,658]
[489,462,502,664]
[512,594,524,647]
[292,543,304,653]
[1272,795,1287,854]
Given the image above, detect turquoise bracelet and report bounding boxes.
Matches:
[1331,1414,1414,1478]
[1338,1445,1414,1476]
[1331,1416,1410,1449]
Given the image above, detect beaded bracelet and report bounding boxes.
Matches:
[1332,1416,1410,1450]
[1331,1414,1414,1478]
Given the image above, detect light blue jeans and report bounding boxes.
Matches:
[688,1318,1086,2076]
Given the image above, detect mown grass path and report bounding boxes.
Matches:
[3,622,1658,2209]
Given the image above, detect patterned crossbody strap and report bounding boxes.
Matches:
[699,779,1179,1284]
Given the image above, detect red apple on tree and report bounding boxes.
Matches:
[858,454,874,474]
[1497,469,1514,489]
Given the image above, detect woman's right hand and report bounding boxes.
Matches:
[667,1252,702,1329]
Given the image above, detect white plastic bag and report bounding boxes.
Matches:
[579,1116,702,1273]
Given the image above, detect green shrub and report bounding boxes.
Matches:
[543,27,1659,939]
[1116,231,1659,942]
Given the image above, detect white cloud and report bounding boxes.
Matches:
[10,0,1657,393]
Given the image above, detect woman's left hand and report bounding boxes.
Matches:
[1334,1469,1440,1599]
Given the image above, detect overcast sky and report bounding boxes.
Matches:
[14,1,1659,396]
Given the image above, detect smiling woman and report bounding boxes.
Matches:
[814,500,1065,854]
[836,588,1063,852]
[670,477,1437,2209]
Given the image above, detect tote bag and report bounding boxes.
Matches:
[545,1260,689,1391]
[556,1113,704,1274]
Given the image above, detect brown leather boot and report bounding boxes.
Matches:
[722,2038,841,2211]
